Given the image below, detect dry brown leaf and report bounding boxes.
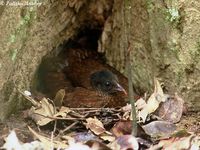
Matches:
[135,98,147,110]
[121,104,132,112]
[156,93,184,123]
[54,89,65,107]
[111,120,132,137]
[142,121,176,138]
[109,135,139,150]
[20,89,59,126]
[65,132,98,143]
[149,135,200,150]
[28,98,56,126]
[54,106,71,118]
[100,135,115,142]
[85,117,106,135]
[139,79,166,122]
[100,131,115,142]
[28,126,68,149]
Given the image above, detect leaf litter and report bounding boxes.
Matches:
[1,79,200,150]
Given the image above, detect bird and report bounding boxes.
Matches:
[37,36,129,108]
[59,41,129,107]
[62,47,128,92]
[63,70,127,108]
[90,70,127,95]
[36,56,74,99]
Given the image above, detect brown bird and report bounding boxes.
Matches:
[63,70,127,107]
[37,56,74,99]
[61,46,129,107]
[63,48,128,91]
[37,37,129,108]
[90,70,127,95]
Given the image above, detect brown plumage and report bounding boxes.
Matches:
[63,70,128,108]
[38,41,129,107]
[63,48,128,91]
[61,48,128,107]
[37,57,73,98]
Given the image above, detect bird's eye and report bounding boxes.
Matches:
[105,81,111,87]
[104,81,113,92]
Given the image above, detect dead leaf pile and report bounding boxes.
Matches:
[3,81,199,150]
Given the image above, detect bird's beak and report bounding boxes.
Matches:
[115,83,127,95]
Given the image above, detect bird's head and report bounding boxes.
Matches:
[90,70,127,95]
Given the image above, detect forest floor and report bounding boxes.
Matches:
[0,106,199,149]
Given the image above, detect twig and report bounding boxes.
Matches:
[69,111,85,118]
[70,107,120,112]
[70,108,101,110]
[50,121,56,150]
[61,121,79,133]
[127,44,137,136]
[123,0,137,136]
[33,113,86,121]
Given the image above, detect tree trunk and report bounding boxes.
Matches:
[0,0,113,120]
[0,0,199,120]
[100,0,200,111]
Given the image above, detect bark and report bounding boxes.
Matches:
[99,0,153,95]
[0,0,112,120]
[0,0,199,120]
[100,0,200,111]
